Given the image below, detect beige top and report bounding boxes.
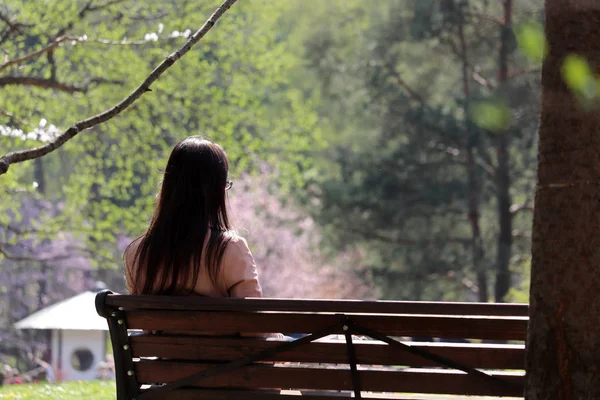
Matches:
[124,234,263,298]
[123,234,283,338]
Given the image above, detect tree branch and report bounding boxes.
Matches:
[55,0,127,37]
[441,37,496,91]
[508,67,541,80]
[0,241,85,262]
[0,0,239,176]
[510,203,534,215]
[0,10,14,26]
[86,0,127,12]
[349,228,470,247]
[475,150,497,181]
[0,36,70,73]
[0,107,37,129]
[472,68,496,90]
[0,35,171,73]
[0,76,92,93]
[0,242,35,262]
[0,10,32,35]
[464,11,505,26]
[382,59,425,104]
[0,223,39,236]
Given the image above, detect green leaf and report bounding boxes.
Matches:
[515,22,548,62]
[562,55,598,99]
[469,100,511,132]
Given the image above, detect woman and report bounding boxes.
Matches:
[124,136,263,299]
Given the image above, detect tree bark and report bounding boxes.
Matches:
[494,0,513,302]
[526,1,600,398]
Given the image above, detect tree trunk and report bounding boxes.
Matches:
[494,0,513,302]
[526,1,600,398]
[495,134,512,302]
[458,11,488,302]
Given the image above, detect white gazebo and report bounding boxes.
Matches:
[14,284,109,381]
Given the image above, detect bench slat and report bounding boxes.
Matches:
[124,311,527,341]
[142,388,423,399]
[134,361,525,397]
[107,295,528,316]
[129,336,525,370]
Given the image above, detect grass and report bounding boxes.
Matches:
[0,381,524,400]
[0,380,115,400]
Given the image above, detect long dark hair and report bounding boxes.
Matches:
[128,137,233,294]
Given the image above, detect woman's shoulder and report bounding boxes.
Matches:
[223,230,249,246]
[221,231,254,264]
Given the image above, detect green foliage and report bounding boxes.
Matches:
[515,21,548,62]
[0,0,322,263]
[562,54,600,101]
[470,100,512,132]
[288,0,542,300]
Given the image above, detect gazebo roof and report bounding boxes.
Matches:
[14,290,108,331]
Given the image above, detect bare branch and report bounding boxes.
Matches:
[0,243,30,261]
[464,11,504,26]
[0,241,83,262]
[508,67,541,80]
[0,35,170,73]
[0,223,39,236]
[511,230,531,240]
[0,10,13,26]
[382,60,425,104]
[0,76,122,93]
[55,0,127,37]
[475,154,497,181]
[0,10,32,34]
[0,108,37,129]
[510,203,534,215]
[0,76,92,93]
[86,0,127,12]
[0,10,35,47]
[0,36,69,73]
[78,37,159,46]
[47,48,57,80]
[349,228,470,247]
[472,69,496,90]
[130,10,170,21]
[0,0,239,175]
[441,37,496,91]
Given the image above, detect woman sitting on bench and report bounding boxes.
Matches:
[123,137,273,331]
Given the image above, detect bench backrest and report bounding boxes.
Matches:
[96,291,528,400]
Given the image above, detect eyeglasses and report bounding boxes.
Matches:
[225,180,233,191]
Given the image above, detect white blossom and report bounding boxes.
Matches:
[144,32,159,42]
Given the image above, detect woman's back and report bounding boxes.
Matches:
[124,233,263,298]
[122,137,281,338]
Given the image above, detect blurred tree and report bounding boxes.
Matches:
[293,0,541,300]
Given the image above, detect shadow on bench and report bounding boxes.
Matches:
[96,290,528,399]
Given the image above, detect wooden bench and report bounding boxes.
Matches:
[95,290,528,400]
